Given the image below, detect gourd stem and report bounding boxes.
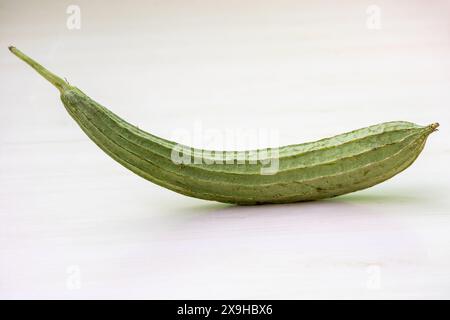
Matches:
[9,46,70,93]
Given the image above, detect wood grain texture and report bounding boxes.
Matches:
[1,0,449,299]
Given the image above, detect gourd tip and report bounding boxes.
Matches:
[431,123,439,130]
[8,46,15,52]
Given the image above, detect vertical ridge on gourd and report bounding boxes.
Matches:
[9,46,439,205]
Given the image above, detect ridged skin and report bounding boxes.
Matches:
[10,47,438,204]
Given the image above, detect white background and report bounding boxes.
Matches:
[1,0,450,299]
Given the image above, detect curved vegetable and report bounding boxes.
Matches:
[9,46,438,205]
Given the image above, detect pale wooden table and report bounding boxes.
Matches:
[1,0,449,299]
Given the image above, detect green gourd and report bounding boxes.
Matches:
[9,46,438,204]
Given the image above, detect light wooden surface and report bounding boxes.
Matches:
[1,0,450,299]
